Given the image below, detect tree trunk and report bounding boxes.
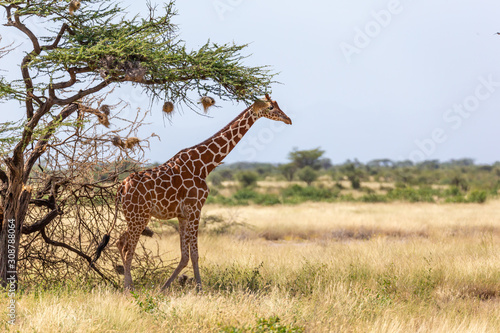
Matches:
[0,169,30,289]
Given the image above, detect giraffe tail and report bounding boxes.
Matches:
[91,184,123,264]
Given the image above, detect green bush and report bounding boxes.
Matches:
[281,185,338,203]
[360,194,388,203]
[254,193,282,206]
[233,188,259,200]
[221,316,304,333]
[236,171,259,188]
[467,190,487,203]
[350,176,361,189]
[297,166,318,186]
[387,187,436,202]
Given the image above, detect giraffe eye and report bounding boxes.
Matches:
[268,105,274,110]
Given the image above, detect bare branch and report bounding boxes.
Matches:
[51,80,111,106]
[22,209,59,234]
[50,67,92,90]
[24,103,79,182]
[40,227,119,288]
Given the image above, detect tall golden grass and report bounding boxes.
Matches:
[2,201,500,332]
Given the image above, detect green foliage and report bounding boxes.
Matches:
[296,166,318,186]
[350,176,361,189]
[360,193,388,203]
[281,184,339,203]
[253,193,281,206]
[340,162,364,189]
[204,150,498,206]
[236,171,259,188]
[221,316,304,333]
[278,163,297,182]
[468,190,487,203]
[288,147,325,170]
[386,186,437,203]
[234,188,259,200]
[1,1,274,106]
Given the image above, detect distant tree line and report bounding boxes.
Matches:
[201,148,499,205]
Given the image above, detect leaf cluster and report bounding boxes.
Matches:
[2,0,274,106]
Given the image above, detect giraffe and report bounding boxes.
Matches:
[94,94,291,291]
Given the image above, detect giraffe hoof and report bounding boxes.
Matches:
[178,274,188,286]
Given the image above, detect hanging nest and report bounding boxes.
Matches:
[162,101,174,114]
[124,137,140,149]
[77,103,110,127]
[111,136,124,148]
[110,136,140,149]
[200,96,215,113]
[98,55,146,83]
[96,113,110,128]
[69,0,80,15]
[100,104,111,116]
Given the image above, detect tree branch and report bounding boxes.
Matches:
[41,23,75,51]
[11,10,41,54]
[52,80,111,106]
[50,67,92,90]
[22,209,59,234]
[40,227,119,288]
[24,103,79,182]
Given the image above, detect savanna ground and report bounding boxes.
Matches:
[2,200,500,332]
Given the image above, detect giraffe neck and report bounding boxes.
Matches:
[191,106,257,177]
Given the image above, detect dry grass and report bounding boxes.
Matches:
[2,201,500,332]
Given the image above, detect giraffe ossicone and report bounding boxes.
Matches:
[94,95,291,291]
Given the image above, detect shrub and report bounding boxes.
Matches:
[236,171,259,188]
[233,188,259,200]
[254,193,282,206]
[387,187,436,203]
[360,194,387,203]
[297,166,318,186]
[467,190,487,203]
[278,163,297,182]
[350,176,361,189]
[281,185,338,203]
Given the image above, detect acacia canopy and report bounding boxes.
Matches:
[0,0,274,109]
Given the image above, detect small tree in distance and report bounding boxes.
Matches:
[297,166,318,186]
[288,147,326,170]
[279,163,297,182]
[236,171,259,188]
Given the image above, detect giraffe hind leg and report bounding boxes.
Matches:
[190,239,202,292]
[161,220,190,291]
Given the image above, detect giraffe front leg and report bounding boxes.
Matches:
[117,231,128,264]
[161,221,189,291]
[123,231,140,290]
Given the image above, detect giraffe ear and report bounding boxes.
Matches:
[265,94,271,101]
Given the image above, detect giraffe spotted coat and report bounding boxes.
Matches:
[115,95,292,290]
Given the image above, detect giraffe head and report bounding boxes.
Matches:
[252,94,292,125]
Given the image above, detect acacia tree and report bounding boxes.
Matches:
[288,147,326,170]
[0,0,273,287]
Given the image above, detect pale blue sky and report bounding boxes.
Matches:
[2,0,500,165]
